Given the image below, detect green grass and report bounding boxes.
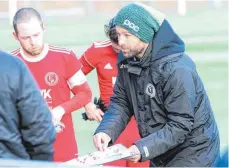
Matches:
[0,7,227,52]
[186,43,228,52]
[72,70,100,155]
[72,60,228,156]
[167,6,228,38]
[0,15,109,50]
[196,61,228,143]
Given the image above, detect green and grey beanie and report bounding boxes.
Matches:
[114,2,165,42]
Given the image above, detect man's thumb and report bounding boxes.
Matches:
[102,138,109,150]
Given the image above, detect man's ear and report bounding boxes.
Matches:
[42,23,46,33]
[13,32,19,41]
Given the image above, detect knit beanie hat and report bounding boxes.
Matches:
[114,2,165,42]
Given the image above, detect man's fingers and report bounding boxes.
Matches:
[86,111,98,121]
[93,135,102,151]
[87,113,95,121]
[86,108,104,122]
[99,110,104,117]
[95,109,104,122]
[102,133,111,151]
[93,136,97,148]
[90,113,101,122]
[98,136,104,151]
[102,138,109,151]
[126,145,141,163]
[97,115,103,122]
[91,109,104,122]
[93,133,110,151]
[125,156,138,163]
[96,109,103,122]
[94,135,104,151]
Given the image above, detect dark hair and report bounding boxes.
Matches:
[104,18,118,44]
[13,7,43,34]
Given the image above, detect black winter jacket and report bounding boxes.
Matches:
[95,20,220,167]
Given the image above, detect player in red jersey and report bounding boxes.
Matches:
[80,18,149,167]
[11,7,97,162]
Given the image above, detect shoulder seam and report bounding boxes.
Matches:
[10,48,20,55]
[83,53,95,68]
[49,45,71,52]
[49,48,71,55]
[94,43,112,48]
[94,40,112,48]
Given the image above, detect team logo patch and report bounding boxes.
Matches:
[145,83,156,98]
[45,72,59,86]
[104,63,113,70]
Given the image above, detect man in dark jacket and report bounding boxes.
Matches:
[0,50,56,160]
[93,2,220,167]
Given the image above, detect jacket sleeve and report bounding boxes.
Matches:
[94,72,133,143]
[135,67,195,161]
[16,59,56,161]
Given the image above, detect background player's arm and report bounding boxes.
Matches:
[51,50,103,124]
[50,51,93,125]
[79,44,106,122]
[61,69,92,114]
[80,43,102,75]
[52,69,104,123]
[79,54,94,75]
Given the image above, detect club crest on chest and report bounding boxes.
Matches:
[145,83,156,98]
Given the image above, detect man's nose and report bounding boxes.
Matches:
[30,37,36,45]
[118,36,125,48]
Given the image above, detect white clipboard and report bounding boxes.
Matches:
[65,144,135,166]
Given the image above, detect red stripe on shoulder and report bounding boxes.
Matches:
[99,40,111,45]
[49,45,71,53]
[49,45,71,55]
[49,48,71,55]
[10,48,20,56]
[94,40,112,48]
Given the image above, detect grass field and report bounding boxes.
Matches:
[0,4,227,156]
[0,6,227,52]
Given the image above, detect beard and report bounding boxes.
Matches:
[122,47,144,59]
[22,44,44,56]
